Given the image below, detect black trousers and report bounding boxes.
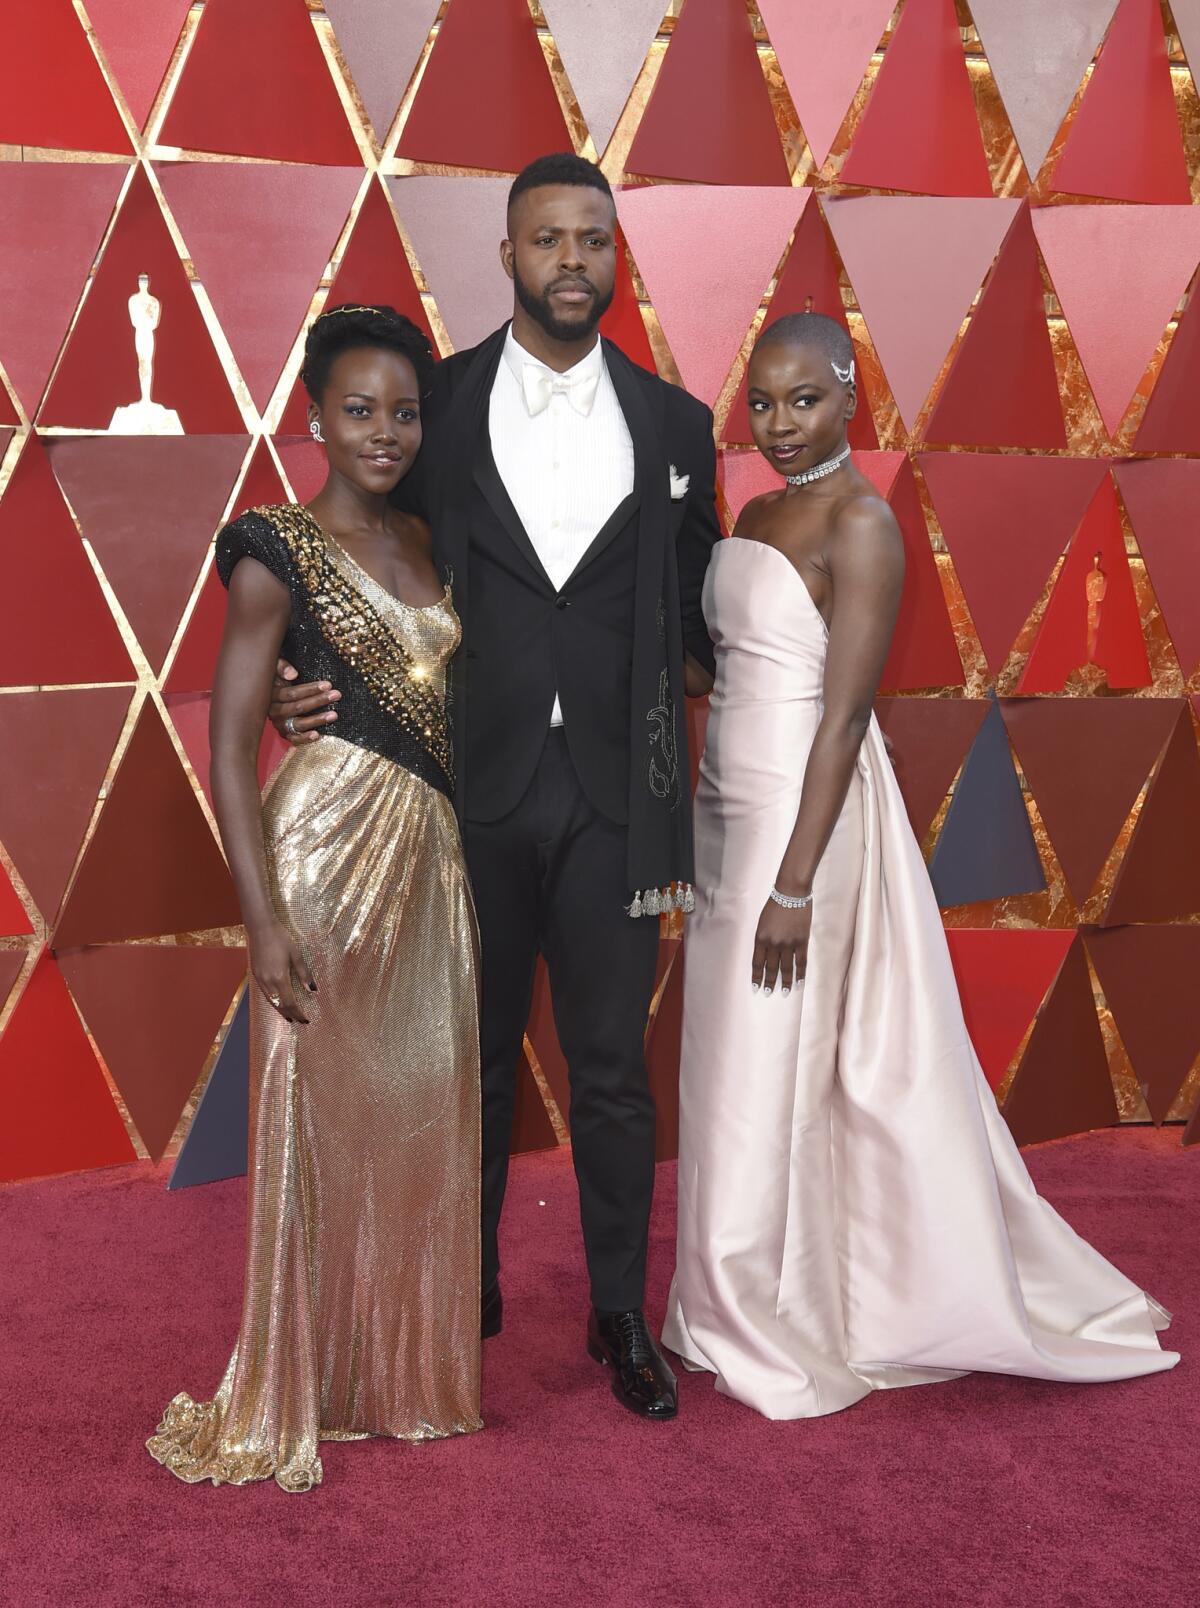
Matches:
[463,729,661,1312]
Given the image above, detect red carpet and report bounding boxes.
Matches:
[3,1130,1194,1607]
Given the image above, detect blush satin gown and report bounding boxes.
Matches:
[663,536,1179,1420]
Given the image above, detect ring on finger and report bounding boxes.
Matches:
[284,716,298,737]
[268,993,283,1008]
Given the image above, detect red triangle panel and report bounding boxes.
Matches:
[873,698,988,842]
[945,928,1076,1092]
[1017,475,1151,692]
[1085,925,1200,1122]
[878,458,963,692]
[0,0,131,154]
[58,944,246,1161]
[920,454,1106,676]
[158,163,361,412]
[86,0,192,129]
[159,0,359,164]
[0,163,125,417]
[46,436,248,673]
[1001,697,1179,906]
[599,227,656,374]
[0,689,132,925]
[1113,460,1200,679]
[0,952,136,1184]
[397,0,571,172]
[53,702,241,946]
[0,437,133,687]
[1051,0,1189,204]
[272,436,327,505]
[626,0,789,185]
[840,0,992,198]
[163,442,291,695]
[759,0,895,170]
[1002,935,1118,1146]
[1135,280,1200,452]
[38,166,242,432]
[925,206,1065,450]
[1032,204,1200,436]
[0,951,25,1013]
[324,1,440,149]
[1104,704,1200,925]
[0,862,33,938]
[824,195,1020,430]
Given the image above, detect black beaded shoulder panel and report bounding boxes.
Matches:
[215,505,454,798]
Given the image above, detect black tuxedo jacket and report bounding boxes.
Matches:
[402,326,719,858]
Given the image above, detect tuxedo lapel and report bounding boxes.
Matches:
[561,342,664,584]
[564,488,641,584]
[472,435,555,588]
[604,339,666,496]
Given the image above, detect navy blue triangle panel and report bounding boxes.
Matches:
[928,697,1045,908]
[168,984,249,1190]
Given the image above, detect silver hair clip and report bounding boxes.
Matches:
[831,356,855,385]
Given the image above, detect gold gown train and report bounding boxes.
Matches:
[147,505,482,1491]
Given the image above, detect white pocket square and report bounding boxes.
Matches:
[669,464,689,500]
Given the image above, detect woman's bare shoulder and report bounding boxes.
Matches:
[731,487,789,536]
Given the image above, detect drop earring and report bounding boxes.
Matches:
[309,419,324,444]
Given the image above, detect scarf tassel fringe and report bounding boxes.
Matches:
[627,883,696,918]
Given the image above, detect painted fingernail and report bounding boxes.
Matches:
[308,982,318,992]
[764,986,773,996]
[752,983,760,994]
[781,987,791,997]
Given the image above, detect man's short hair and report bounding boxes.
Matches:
[507,153,615,221]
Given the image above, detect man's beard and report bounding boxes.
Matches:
[513,265,614,343]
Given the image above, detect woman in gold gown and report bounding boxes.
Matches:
[147,305,481,1492]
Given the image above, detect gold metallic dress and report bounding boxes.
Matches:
[147,505,482,1493]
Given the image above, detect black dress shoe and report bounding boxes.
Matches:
[587,1308,678,1420]
[481,1281,503,1339]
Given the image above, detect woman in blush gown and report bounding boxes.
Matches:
[664,312,1178,1420]
[147,306,481,1490]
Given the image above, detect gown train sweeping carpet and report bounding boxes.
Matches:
[664,537,1178,1421]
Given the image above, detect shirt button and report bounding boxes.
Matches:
[555,597,569,610]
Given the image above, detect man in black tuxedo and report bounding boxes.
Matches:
[270,153,719,1420]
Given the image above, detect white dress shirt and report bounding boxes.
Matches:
[488,326,635,726]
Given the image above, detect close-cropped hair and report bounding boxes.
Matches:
[755,311,855,378]
[507,152,615,217]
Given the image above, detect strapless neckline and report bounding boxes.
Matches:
[719,535,829,637]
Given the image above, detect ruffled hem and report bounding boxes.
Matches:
[146,1393,323,1494]
[146,1391,484,1494]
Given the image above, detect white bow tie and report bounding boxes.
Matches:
[521,362,600,418]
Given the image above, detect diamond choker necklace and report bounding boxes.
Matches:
[784,442,852,486]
